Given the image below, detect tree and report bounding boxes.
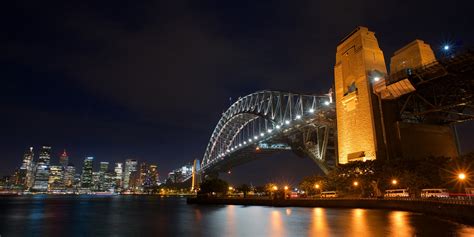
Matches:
[238,184,251,198]
[198,178,228,196]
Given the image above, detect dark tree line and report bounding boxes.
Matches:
[299,153,474,197]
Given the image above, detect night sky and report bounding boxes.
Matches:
[1,1,473,185]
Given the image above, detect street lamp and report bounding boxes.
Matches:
[315,184,320,189]
[458,173,466,181]
[284,185,289,191]
[392,179,398,185]
[353,181,359,187]
[273,185,278,191]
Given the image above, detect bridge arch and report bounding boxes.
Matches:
[201,90,336,175]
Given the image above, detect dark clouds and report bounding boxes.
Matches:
[1,0,473,181]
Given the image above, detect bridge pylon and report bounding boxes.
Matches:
[334,26,389,164]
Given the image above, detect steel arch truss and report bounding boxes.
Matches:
[201,90,335,173]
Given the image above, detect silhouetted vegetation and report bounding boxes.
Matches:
[198,178,229,196]
[299,153,474,197]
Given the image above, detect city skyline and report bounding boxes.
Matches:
[1,1,474,183]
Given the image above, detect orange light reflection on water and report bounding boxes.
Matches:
[269,210,285,237]
[388,211,413,237]
[351,208,370,237]
[309,208,329,237]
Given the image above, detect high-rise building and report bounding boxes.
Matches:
[59,149,69,168]
[98,162,109,191]
[19,147,35,189]
[48,165,64,192]
[64,164,75,188]
[123,159,137,189]
[114,162,123,189]
[81,157,94,188]
[32,146,52,192]
[147,164,159,187]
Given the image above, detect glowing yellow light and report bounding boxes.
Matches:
[458,173,466,180]
[284,186,289,191]
[392,179,398,185]
[228,186,233,191]
[353,181,359,187]
[273,185,278,191]
[315,184,320,189]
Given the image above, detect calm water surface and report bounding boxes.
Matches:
[0,196,473,236]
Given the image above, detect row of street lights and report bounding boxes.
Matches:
[313,172,467,191]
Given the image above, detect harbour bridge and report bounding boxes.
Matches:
[180,27,474,185]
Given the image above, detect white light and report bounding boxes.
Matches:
[267,129,272,133]
[444,45,450,50]
[260,133,265,137]
[249,139,252,142]
[231,148,234,151]
[243,141,247,144]
[285,120,290,125]
[324,101,330,106]
[254,136,258,140]
[239,143,242,147]
[276,125,281,129]
[373,76,380,82]
[309,108,314,113]
[226,149,230,152]
[296,115,301,119]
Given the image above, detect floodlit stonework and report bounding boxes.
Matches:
[334,27,387,164]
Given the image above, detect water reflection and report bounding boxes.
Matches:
[351,208,369,236]
[0,196,473,237]
[388,211,414,237]
[310,208,329,237]
[269,210,285,237]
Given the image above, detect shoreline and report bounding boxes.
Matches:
[187,197,474,226]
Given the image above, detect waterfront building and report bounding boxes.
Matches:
[92,171,100,191]
[147,164,159,187]
[114,162,123,189]
[19,147,35,189]
[168,163,193,183]
[48,165,64,192]
[123,159,137,189]
[32,146,52,192]
[81,157,94,188]
[98,162,109,191]
[64,164,75,188]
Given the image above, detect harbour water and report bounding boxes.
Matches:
[0,196,473,236]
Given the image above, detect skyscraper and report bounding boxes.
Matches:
[114,162,123,189]
[59,149,69,168]
[19,147,35,189]
[64,164,75,188]
[32,146,51,192]
[123,159,137,190]
[81,157,94,188]
[48,165,64,192]
[98,162,109,191]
